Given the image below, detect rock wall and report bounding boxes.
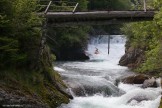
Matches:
[0,69,73,108]
[119,41,162,108]
[0,45,73,108]
[58,49,89,61]
[119,41,145,69]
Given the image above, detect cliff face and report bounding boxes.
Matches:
[56,47,89,61]
[119,41,145,69]
[0,45,73,108]
[47,26,90,61]
[0,72,72,108]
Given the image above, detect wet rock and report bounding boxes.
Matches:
[55,82,73,99]
[127,95,149,104]
[71,85,125,97]
[121,74,150,84]
[71,87,87,96]
[119,42,145,69]
[67,81,125,97]
[0,88,49,108]
[115,79,120,87]
[56,49,90,61]
[124,89,159,106]
[142,77,158,88]
[159,97,162,108]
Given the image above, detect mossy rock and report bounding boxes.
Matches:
[0,68,71,108]
[159,97,162,108]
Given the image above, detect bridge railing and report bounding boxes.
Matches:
[130,0,155,12]
[38,0,79,13]
[37,0,155,14]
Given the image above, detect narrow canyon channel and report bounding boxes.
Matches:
[54,35,161,108]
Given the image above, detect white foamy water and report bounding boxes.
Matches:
[60,95,161,108]
[54,67,66,72]
[55,35,161,108]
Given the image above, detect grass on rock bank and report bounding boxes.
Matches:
[0,67,70,107]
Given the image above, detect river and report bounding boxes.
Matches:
[54,35,161,108]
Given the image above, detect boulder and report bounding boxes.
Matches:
[125,89,159,105]
[115,79,120,86]
[121,74,150,84]
[127,96,149,104]
[66,80,125,97]
[142,77,158,88]
[119,41,145,69]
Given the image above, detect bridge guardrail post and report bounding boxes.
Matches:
[73,3,79,13]
[44,1,52,14]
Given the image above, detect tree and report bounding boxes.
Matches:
[47,0,90,60]
[0,0,42,69]
[88,0,131,10]
[121,0,162,74]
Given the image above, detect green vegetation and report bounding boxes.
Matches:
[88,0,131,10]
[0,0,42,69]
[122,0,162,75]
[46,0,90,60]
[0,0,70,107]
[1,0,162,107]
[0,0,133,107]
[0,68,70,107]
[47,0,132,60]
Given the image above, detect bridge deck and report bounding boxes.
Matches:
[44,11,156,26]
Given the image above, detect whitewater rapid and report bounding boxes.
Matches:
[54,35,161,108]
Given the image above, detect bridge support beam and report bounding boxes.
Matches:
[108,35,110,55]
[144,0,146,12]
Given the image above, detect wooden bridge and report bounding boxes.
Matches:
[39,0,157,26]
[38,0,157,54]
[45,11,155,26]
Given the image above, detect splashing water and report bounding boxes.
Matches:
[55,35,161,108]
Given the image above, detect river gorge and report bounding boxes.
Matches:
[54,35,161,108]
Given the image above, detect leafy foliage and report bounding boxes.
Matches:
[47,0,90,60]
[0,1,71,107]
[88,0,131,10]
[122,0,162,74]
[0,0,42,69]
[46,0,133,60]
